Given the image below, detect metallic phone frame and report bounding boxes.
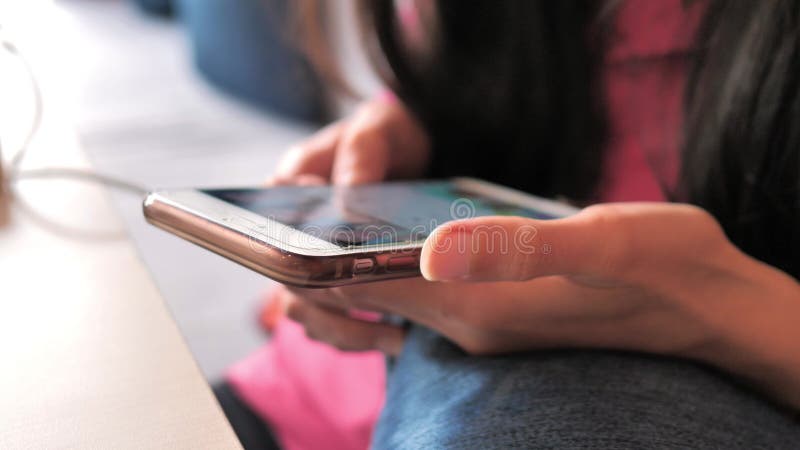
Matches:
[142,178,578,287]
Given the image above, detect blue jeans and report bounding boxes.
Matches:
[373,325,800,449]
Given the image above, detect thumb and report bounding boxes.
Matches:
[420,214,602,282]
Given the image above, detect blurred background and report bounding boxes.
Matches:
[0,0,382,380]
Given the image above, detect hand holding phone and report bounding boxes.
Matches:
[144,178,577,287]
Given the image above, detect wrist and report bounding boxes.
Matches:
[698,264,800,408]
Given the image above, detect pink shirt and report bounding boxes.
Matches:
[226,1,704,449]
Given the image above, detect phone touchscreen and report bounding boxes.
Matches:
[202,181,560,250]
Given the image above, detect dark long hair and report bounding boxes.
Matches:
[364,1,609,202]
[351,0,799,278]
[681,0,800,277]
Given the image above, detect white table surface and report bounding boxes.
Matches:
[0,1,241,447]
[68,0,309,378]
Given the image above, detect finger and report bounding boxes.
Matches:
[289,277,641,355]
[258,285,288,332]
[286,278,476,330]
[331,106,392,185]
[420,203,713,282]
[286,284,391,316]
[285,296,405,355]
[274,121,345,180]
[265,173,327,187]
[420,215,591,282]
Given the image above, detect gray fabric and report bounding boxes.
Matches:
[373,325,800,449]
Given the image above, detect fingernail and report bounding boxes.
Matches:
[422,229,471,281]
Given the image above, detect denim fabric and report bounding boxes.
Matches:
[373,325,800,449]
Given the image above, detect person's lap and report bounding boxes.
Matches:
[373,325,800,449]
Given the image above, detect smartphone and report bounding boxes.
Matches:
[143,178,578,288]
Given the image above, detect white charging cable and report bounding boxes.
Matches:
[0,29,150,239]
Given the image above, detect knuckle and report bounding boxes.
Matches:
[343,126,383,154]
[678,205,731,255]
[506,249,539,281]
[681,204,723,234]
[582,204,637,276]
[345,113,391,151]
[582,204,628,233]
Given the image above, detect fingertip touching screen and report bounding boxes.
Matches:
[203,180,558,250]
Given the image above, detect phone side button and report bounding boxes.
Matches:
[353,258,375,274]
[386,255,418,271]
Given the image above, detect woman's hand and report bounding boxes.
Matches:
[270,96,430,185]
[259,95,429,337]
[283,202,800,408]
